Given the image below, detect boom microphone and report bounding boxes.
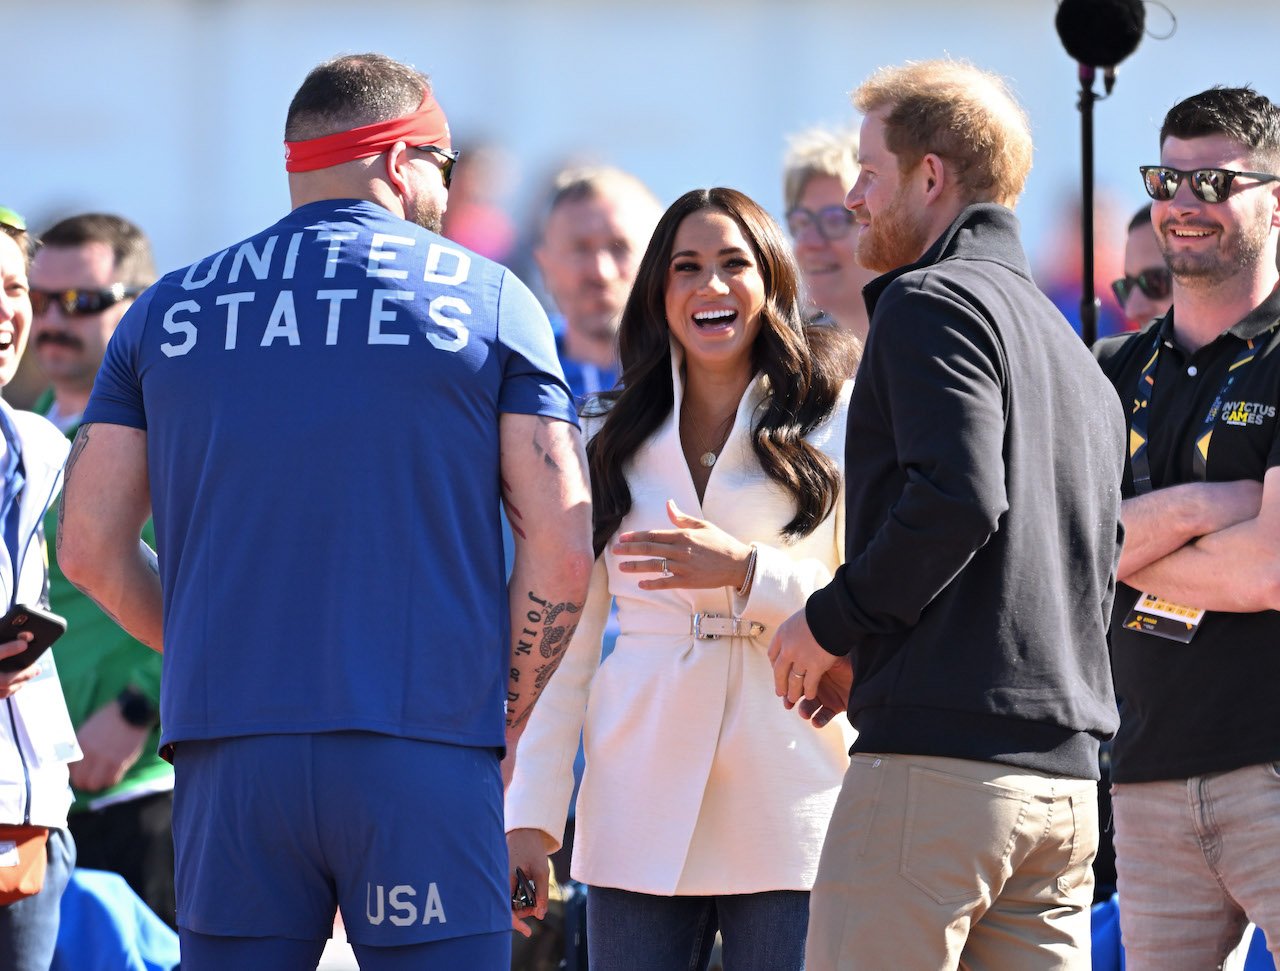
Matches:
[1055,0,1145,69]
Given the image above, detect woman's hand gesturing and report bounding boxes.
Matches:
[613,499,753,591]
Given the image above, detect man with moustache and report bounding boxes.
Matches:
[768,59,1125,969]
[535,167,661,402]
[57,53,593,970]
[27,213,174,927]
[1092,86,1280,970]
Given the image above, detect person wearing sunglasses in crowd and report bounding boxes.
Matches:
[0,208,79,971]
[25,213,176,929]
[56,53,593,971]
[1091,86,1280,970]
[782,126,878,352]
[506,187,854,971]
[1112,204,1174,330]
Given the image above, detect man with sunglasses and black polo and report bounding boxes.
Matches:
[1092,85,1280,969]
[26,214,174,928]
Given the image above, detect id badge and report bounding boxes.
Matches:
[1122,591,1205,643]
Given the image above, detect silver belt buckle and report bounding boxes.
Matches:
[691,612,766,640]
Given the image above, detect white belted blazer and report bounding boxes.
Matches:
[506,353,854,895]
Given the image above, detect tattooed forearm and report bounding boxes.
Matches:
[505,589,583,731]
[67,580,126,642]
[507,697,532,734]
[79,584,159,652]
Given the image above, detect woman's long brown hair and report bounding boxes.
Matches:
[584,187,851,558]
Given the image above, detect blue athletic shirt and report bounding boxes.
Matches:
[84,199,577,753]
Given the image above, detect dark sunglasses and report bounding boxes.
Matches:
[413,144,459,190]
[1139,165,1280,204]
[786,204,855,242]
[30,283,143,317]
[1111,266,1172,306]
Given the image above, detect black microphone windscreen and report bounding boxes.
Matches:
[1055,0,1145,68]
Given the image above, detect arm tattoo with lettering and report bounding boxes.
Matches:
[506,589,583,732]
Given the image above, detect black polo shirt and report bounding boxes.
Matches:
[1094,285,1280,783]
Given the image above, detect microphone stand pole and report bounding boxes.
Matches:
[1077,63,1100,347]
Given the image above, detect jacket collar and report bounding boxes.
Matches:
[863,203,1030,318]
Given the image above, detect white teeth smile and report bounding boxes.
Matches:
[1172,229,1212,237]
[693,309,735,323]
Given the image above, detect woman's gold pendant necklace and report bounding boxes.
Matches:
[685,407,735,470]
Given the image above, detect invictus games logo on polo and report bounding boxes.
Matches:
[365,881,447,926]
[1220,401,1277,427]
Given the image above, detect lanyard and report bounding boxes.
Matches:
[0,408,24,606]
[1129,328,1271,494]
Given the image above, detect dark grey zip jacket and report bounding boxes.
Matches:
[806,204,1125,779]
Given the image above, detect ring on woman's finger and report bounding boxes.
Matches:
[659,557,672,577]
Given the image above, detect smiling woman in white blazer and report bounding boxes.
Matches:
[506,188,856,971]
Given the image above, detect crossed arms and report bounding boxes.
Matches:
[1119,467,1280,612]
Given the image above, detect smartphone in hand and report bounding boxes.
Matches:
[511,867,536,911]
[0,604,67,673]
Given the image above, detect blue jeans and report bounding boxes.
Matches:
[586,886,808,971]
[0,827,75,971]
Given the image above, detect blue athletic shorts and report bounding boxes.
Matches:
[171,732,508,948]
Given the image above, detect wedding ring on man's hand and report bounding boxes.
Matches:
[790,672,806,680]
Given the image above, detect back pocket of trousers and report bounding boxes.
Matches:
[900,766,1030,906]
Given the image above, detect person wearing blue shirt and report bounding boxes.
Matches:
[57,53,593,971]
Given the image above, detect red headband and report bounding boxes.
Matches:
[284,90,450,173]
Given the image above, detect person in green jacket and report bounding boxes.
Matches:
[28,213,174,927]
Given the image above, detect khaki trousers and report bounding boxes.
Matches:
[806,753,1097,971]
[1113,761,1280,970]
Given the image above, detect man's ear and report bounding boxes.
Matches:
[384,141,413,198]
[920,153,947,202]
